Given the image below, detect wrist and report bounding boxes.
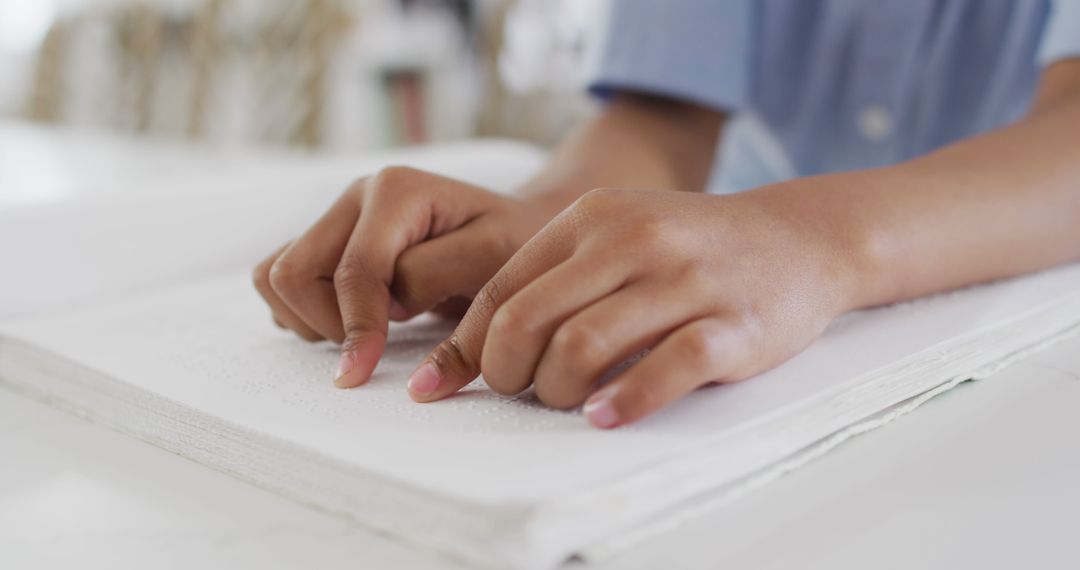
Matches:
[813,168,918,311]
[519,190,572,223]
[746,172,894,315]
[514,188,580,235]
[486,190,569,257]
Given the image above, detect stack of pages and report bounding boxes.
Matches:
[3,127,1080,569]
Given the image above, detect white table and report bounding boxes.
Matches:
[2,122,1078,569]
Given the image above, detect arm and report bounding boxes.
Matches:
[408,60,1080,428]
[252,94,724,388]
[518,93,724,218]
[812,59,1080,309]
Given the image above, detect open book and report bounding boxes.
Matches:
[3,131,1080,569]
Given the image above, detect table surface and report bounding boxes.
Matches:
[2,123,1079,570]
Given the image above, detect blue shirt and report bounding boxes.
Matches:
[587,0,1080,192]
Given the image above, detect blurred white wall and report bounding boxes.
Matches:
[0,1,57,114]
[0,0,602,150]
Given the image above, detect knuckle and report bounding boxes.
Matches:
[574,187,621,216]
[534,382,580,410]
[724,311,764,376]
[674,260,711,291]
[550,323,605,371]
[341,323,374,349]
[481,366,524,396]
[267,257,302,294]
[332,260,367,290]
[472,278,505,317]
[432,334,479,379]
[489,302,538,341]
[296,329,323,343]
[681,325,724,368]
[637,215,668,240]
[345,176,368,195]
[627,215,675,251]
[730,308,764,342]
[252,261,272,290]
[371,165,418,192]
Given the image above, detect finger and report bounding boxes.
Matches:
[270,188,362,343]
[407,219,577,402]
[332,176,431,388]
[335,168,502,388]
[390,218,509,319]
[253,243,323,341]
[479,252,629,398]
[532,280,705,409]
[582,316,756,429]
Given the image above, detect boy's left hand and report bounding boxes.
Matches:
[404,186,865,428]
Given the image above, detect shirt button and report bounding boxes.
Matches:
[857,104,894,142]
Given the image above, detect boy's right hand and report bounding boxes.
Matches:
[252,166,554,388]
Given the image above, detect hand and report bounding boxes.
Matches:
[405,186,862,428]
[252,166,554,388]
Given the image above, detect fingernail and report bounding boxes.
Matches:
[333,335,387,389]
[333,351,363,388]
[583,394,619,429]
[407,362,441,396]
[335,351,353,379]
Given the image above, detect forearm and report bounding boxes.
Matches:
[517,93,725,221]
[781,64,1080,310]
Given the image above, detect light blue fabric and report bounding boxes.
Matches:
[1041,0,1080,64]
[587,0,1080,191]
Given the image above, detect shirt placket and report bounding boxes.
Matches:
[845,1,929,164]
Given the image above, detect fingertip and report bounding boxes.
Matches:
[334,366,369,389]
[583,390,621,429]
[406,361,442,400]
[406,351,479,403]
[405,333,480,399]
[333,334,386,388]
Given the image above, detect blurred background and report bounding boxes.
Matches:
[0,0,604,151]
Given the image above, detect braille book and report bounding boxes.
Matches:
[3,140,1080,569]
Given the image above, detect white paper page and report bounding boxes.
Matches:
[5,262,1080,506]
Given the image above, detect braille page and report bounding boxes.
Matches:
[4,262,1080,506]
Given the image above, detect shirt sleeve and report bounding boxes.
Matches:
[584,0,753,112]
[1038,0,1080,65]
